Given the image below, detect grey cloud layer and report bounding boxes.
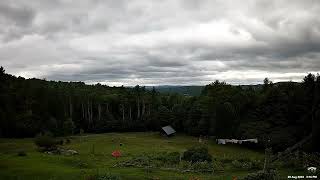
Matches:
[0,0,319,85]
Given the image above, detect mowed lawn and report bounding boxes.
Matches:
[0,132,266,180]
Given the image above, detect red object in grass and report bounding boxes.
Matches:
[111,150,121,158]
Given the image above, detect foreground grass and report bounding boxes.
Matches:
[0,132,297,179]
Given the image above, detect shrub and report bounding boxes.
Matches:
[212,160,224,172]
[275,151,306,171]
[34,132,58,151]
[85,173,121,180]
[251,159,263,169]
[242,170,279,180]
[231,159,262,170]
[182,146,212,163]
[179,161,213,173]
[179,161,192,170]
[191,161,213,173]
[155,152,180,164]
[232,160,248,169]
[115,152,181,168]
[115,155,150,167]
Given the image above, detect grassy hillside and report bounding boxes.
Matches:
[0,132,302,180]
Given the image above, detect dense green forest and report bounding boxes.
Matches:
[0,66,319,152]
[147,86,204,96]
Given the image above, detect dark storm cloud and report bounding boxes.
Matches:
[0,0,319,85]
[0,1,35,26]
[0,1,36,41]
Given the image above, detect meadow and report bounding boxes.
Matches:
[0,132,299,180]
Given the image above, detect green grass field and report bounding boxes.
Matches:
[0,132,297,180]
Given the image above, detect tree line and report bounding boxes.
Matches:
[0,66,319,152]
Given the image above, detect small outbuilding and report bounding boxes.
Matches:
[160,125,176,137]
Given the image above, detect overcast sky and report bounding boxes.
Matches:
[0,0,320,86]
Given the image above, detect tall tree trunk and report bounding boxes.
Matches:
[81,102,84,119]
[129,106,132,120]
[142,99,145,117]
[69,96,73,118]
[87,100,90,129]
[122,104,125,121]
[64,102,67,117]
[98,103,101,122]
[90,101,93,124]
[312,109,320,152]
[137,98,140,119]
[312,82,320,152]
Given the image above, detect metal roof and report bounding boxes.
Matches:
[161,125,176,135]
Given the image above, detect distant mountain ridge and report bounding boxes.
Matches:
[146,82,297,96]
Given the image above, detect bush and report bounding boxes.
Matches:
[242,170,279,180]
[182,146,212,163]
[116,155,150,167]
[155,152,180,164]
[231,159,263,170]
[34,132,58,151]
[179,161,213,173]
[85,173,121,180]
[212,160,224,172]
[115,152,181,168]
[179,161,192,170]
[276,151,305,171]
[191,161,213,173]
